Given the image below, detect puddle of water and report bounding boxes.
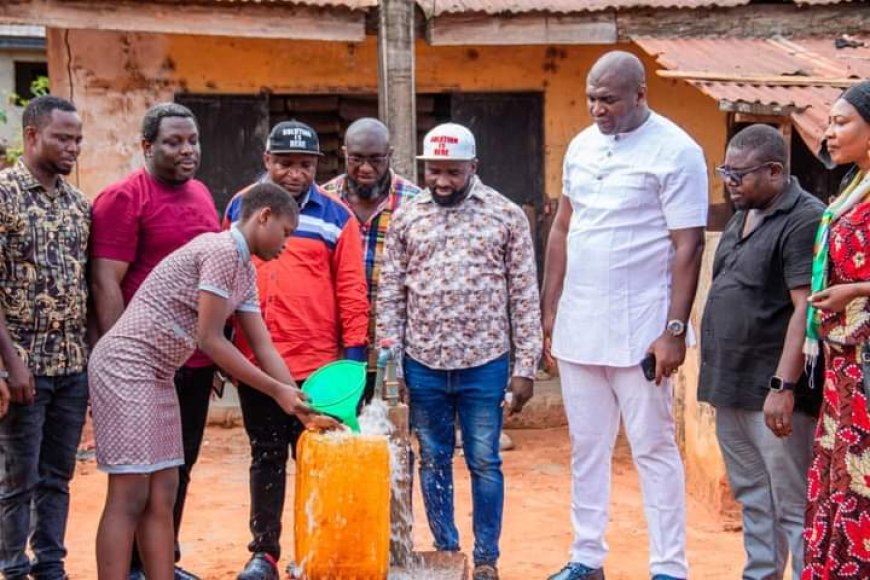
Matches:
[389,566,463,579]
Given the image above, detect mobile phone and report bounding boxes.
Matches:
[641,353,656,382]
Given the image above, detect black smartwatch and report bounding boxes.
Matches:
[768,376,796,392]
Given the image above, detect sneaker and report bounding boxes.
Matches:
[499,432,514,451]
[128,568,147,580]
[651,576,685,580]
[548,562,605,580]
[174,565,202,580]
[473,564,499,579]
[236,553,279,580]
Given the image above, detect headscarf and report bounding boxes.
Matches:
[843,80,870,123]
[818,80,870,168]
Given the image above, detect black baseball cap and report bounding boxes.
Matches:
[267,120,323,156]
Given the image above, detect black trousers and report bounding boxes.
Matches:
[237,380,306,560]
[131,365,215,568]
[364,371,376,405]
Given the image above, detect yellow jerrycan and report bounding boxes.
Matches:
[294,430,391,579]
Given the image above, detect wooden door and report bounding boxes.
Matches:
[450,92,546,277]
[176,94,269,216]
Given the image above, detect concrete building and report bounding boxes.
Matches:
[0,24,46,159]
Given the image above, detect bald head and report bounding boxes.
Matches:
[586,51,650,135]
[345,117,390,150]
[588,51,646,91]
[342,117,393,198]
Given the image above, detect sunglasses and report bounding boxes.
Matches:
[715,162,780,186]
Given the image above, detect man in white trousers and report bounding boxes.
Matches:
[541,50,708,580]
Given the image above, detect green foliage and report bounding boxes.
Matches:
[14,75,49,106]
[2,75,50,163]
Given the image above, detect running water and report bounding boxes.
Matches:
[294,401,463,579]
[359,400,416,570]
[360,401,464,579]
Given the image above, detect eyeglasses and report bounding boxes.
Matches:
[715,162,779,186]
[345,153,390,168]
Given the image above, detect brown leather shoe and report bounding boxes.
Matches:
[473,564,499,580]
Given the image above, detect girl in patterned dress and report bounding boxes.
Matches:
[803,81,870,579]
[89,183,338,580]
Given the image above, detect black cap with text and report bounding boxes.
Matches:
[267,120,323,156]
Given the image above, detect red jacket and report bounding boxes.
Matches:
[224,183,369,379]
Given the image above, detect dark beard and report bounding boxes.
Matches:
[431,180,472,207]
[348,172,390,200]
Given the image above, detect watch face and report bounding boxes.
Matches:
[769,377,784,391]
[667,320,685,335]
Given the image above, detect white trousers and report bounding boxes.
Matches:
[559,360,688,578]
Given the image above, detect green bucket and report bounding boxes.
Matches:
[302,360,367,433]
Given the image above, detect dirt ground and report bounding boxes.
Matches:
[65,427,742,579]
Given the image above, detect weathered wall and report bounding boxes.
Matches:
[47,29,174,193]
[675,232,738,518]
[47,29,726,201]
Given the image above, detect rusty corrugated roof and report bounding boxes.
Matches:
[154,0,377,8]
[416,0,749,16]
[694,83,841,152]
[86,0,857,14]
[793,0,860,5]
[636,36,869,153]
[638,36,870,79]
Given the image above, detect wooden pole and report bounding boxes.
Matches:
[378,0,417,182]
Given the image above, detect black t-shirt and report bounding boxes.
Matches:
[698,178,825,415]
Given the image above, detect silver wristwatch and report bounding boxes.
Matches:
[666,319,687,337]
[0,370,8,380]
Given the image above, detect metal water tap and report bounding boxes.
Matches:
[375,346,401,406]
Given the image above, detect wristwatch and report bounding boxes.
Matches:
[0,370,8,380]
[666,319,687,337]
[768,376,796,392]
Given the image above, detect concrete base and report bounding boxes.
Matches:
[389,551,468,579]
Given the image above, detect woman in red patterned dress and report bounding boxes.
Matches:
[802,81,870,579]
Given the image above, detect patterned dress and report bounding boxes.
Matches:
[803,201,870,579]
[89,229,259,474]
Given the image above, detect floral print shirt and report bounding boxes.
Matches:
[377,176,542,378]
[0,160,90,376]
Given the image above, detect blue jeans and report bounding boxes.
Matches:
[404,354,508,567]
[0,372,89,580]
